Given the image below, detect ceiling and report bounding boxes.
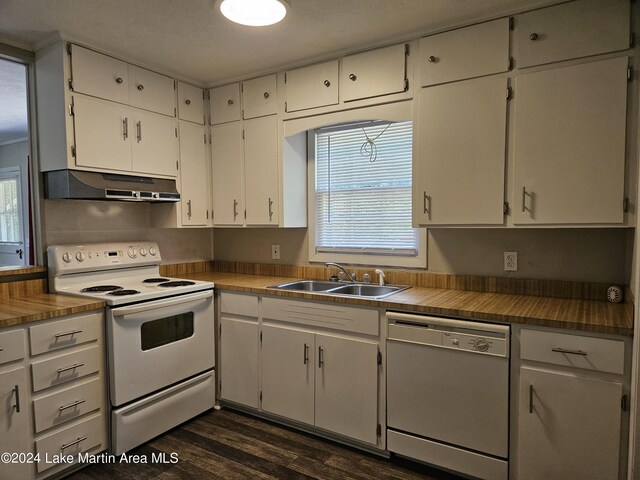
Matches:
[0,59,28,144]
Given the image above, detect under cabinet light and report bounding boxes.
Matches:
[218,0,289,26]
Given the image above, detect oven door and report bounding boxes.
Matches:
[107,289,214,406]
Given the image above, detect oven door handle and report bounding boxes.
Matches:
[111,290,213,317]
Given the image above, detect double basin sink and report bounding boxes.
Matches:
[267,280,409,300]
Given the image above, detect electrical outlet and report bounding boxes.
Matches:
[271,244,280,260]
[504,251,518,271]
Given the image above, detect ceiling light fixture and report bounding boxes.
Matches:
[218,0,290,27]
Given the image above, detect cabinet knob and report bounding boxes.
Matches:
[428,55,438,63]
[137,84,144,91]
[529,33,538,41]
[185,99,191,105]
[323,79,331,87]
[115,77,124,84]
[348,73,357,81]
[227,99,234,105]
[263,92,270,99]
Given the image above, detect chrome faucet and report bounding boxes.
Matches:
[325,262,356,283]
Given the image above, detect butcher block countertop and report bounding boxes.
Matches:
[0,294,106,328]
[180,271,633,336]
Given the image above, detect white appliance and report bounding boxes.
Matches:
[48,241,215,455]
[386,312,510,480]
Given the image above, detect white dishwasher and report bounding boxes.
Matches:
[386,312,510,480]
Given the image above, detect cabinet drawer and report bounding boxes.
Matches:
[178,82,205,124]
[419,18,510,86]
[243,74,278,119]
[520,329,625,374]
[70,44,130,104]
[262,297,379,336]
[0,329,25,365]
[31,345,101,392]
[29,312,101,356]
[33,378,102,433]
[514,0,630,68]
[209,83,241,124]
[128,65,175,117]
[35,413,104,473]
[220,292,259,317]
[285,60,339,112]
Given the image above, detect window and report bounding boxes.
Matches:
[0,169,21,244]
[309,120,426,267]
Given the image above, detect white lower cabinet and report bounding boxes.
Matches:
[219,317,259,408]
[0,367,31,479]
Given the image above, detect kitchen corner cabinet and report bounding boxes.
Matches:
[177,82,205,124]
[514,0,630,69]
[284,60,339,113]
[242,75,278,119]
[209,83,241,125]
[512,57,628,225]
[414,75,507,225]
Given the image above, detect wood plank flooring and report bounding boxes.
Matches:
[67,409,463,480]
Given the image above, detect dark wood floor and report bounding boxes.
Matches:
[67,408,464,479]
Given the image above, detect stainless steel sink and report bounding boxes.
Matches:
[266,280,409,299]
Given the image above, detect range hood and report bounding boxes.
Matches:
[44,170,180,202]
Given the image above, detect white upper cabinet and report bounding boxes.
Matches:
[340,44,407,102]
[285,60,339,113]
[179,122,209,226]
[514,0,630,68]
[419,18,510,86]
[128,65,175,117]
[209,83,241,125]
[513,57,628,225]
[70,44,130,104]
[242,74,278,119]
[177,82,205,124]
[130,109,179,177]
[415,76,508,225]
[211,121,244,226]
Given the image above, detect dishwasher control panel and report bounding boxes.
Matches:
[442,331,507,356]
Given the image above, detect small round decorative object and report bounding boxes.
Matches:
[607,285,623,303]
[264,92,270,99]
[115,77,124,84]
[137,84,144,91]
[185,99,191,105]
[428,55,437,63]
[529,33,539,41]
[323,80,331,87]
[348,73,357,81]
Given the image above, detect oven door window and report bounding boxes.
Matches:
[140,312,194,351]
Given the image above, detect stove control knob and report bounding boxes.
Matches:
[62,252,72,263]
[474,338,489,352]
[75,251,85,262]
[140,247,147,256]
[128,247,137,259]
[149,247,157,256]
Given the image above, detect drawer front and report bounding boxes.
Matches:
[33,378,102,433]
[31,345,101,392]
[209,83,241,124]
[128,65,176,117]
[29,312,101,356]
[520,329,625,374]
[35,413,104,473]
[262,296,379,336]
[420,18,510,86]
[178,82,205,124]
[220,292,259,317]
[285,60,339,112]
[242,74,278,119]
[0,329,26,365]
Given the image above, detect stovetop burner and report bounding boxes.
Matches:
[108,289,141,296]
[158,281,196,288]
[143,278,170,283]
[81,285,123,293]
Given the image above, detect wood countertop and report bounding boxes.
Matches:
[0,294,106,328]
[180,271,633,336]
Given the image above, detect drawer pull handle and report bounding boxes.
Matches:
[59,399,86,412]
[57,363,85,374]
[551,347,587,356]
[54,330,83,338]
[323,79,331,87]
[428,55,438,63]
[137,84,144,91]
[61,436,87,451]
[303,343,309,365]
[318,346,324,368]
[115,77,124,84]
[13,384,20,413]
[528,384,534,414]
[185,99,191,105]
[529,32,539,41]
[263,91,270,99]
[348,73,357,81]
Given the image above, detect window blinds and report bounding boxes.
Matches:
[0,176,21,243]
[315,120,418,256]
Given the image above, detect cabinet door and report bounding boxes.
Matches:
[128,65,176,117]
[244,116,279,225]
[415,76,507,225]
[131,109,179,177]
[419,18,510,86]
[517,367,622,480]
[70,44,129,104]
[178,82,205,124]
[179,122,210,226]
[515,0,630,68]
[73,95,133,172]
[219,317,259,408]
[209,83,241,125]
[341,44,407,102]
[0,367,31,479]
[513,57,627,225]
[211,122,244,226]
[243,75,278,119]
[285,61,339,112]
[261,325,315,425]
[315,335,378,445]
